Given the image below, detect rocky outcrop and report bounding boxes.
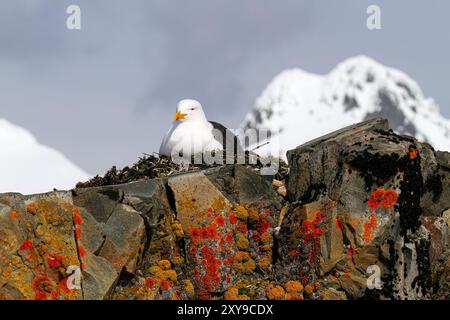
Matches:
[0,118,448,300]
[286,118,450,299]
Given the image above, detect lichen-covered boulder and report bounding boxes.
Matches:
[286,118,450,299]
[0,118,448,300]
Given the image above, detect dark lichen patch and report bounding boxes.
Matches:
[381,239,399,299]
[412,238,432,296]
[424,173,443,203]
[397,149,424,237]
[298,184,327,203]
[348,150,400,191]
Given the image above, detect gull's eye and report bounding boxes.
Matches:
[190,108,195,111]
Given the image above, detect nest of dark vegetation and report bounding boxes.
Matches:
[76,151,289,188]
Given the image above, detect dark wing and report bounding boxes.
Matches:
[209,121,244,156]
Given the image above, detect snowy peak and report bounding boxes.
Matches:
[0,118,90,194]
[243,55,450,157]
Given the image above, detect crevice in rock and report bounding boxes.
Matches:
[71,212,85,299]
[164,182,178,216]
[93,235,107,256]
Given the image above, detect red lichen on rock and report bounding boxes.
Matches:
[47,253,64,269]
[335,216,344,230]
[229,211,237,224]
[381,189,398,209]
[73,208,84,225]
[363,214,378,242]
[32,274,53,300]
[368,188,398,211]
[78,245,86,257]
[408,146,418,160]
[19,240,33,251]
[9,210,19,220]
[368,188,385,211]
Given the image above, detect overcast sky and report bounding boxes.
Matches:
[1,0,449,175]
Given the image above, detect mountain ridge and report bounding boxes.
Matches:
[242,55,450,157]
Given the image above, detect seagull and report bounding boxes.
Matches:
[159,99,243,163]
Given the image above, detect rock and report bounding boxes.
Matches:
[286,117,450,299]
[322,288,347,300]
[0,194,82,300]
[0,118,448,300]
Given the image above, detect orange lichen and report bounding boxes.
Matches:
[368,188,385,211]
[224,287,239,300]
[235,206,249,221]
[26,203,39,215]
[162,270,178,282]
[9,210,18,220]
[285,280,303,294]
[257,256,271,271]
[285,280,303,300]
[232,251,256,274]
[158,260,172,270]
[260,232,272,244]
[363,214,378,242]
[303,284,314,296]
[248,207,259,224]
[381,189,398,209]
[236,233,250,250]
[266,285,286,300]
[408,146,418,160]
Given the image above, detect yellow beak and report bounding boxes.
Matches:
[173,111,187,121]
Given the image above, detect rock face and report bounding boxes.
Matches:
[0,118,449,300]
[286,118,450,299]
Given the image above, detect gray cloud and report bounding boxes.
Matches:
[0,0,449,175]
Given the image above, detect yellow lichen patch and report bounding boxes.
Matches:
[284,280,303,299]
[171,254,184,267]
[232,251,256,274]
[257,256,271,271]
[304,284,314,296]
[161,270,177,281]
[260,244,272,252]
[224,287,239,300]
[285,280,303,293]
[234,205,249,221]
[266,285,286,300]
[248,207,259,225]
[260,232,272,244]
[236,233,249,251]
[149,266,163,276]
[26,203,39,215]
[182,280,195,298]
[171,220,184,239]
[158,259,172,270]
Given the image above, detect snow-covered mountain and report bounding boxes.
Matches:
[0,118,90,194]
[242,55,450,158]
